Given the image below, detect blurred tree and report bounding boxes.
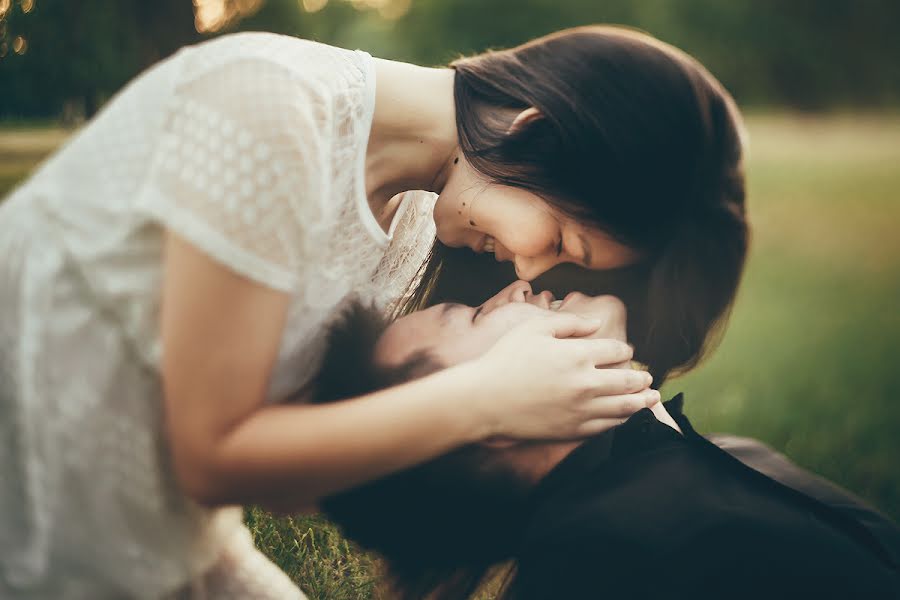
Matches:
[134,0,201,64]
[1,0,899,120]
[0,0,200,120]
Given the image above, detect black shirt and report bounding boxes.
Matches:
[506,395,900,599]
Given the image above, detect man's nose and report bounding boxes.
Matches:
[505,280,533,304]
[480,280,533,315]
[505,280,553,308]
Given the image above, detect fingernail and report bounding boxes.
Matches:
[644,373,653,385]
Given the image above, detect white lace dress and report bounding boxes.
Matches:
[0,32,436,599]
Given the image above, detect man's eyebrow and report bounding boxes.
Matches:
[440,302,465,322]
[577,232,593,268]
[471,305,483,323]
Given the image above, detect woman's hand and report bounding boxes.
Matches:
[464,312,659,440]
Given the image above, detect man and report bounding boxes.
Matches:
[312,281,899,599]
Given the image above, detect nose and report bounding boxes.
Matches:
[479,280,555,316]
[504,280,533,304]
[478,280,531,316]
[559,291,587,309]
[514,254,558,282]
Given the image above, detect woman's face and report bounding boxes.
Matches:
[433,156,640,281]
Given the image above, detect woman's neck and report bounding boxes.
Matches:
[365,58,458,230]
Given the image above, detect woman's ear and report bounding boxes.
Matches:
[507,107,543,134]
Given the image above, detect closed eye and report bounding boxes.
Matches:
[472,305,483,323]
[577,232,593,268]
[556,237,564,257]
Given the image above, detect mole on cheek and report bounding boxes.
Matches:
[469,220,477,226]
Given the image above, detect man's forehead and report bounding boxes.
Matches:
[374,308,445,366]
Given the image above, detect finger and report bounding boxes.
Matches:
[585,389,661,418]
[590,338,634,366]
[527,312,603,339]
[588,369,654,396]
[559,338,633,366]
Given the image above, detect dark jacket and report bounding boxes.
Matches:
[506,395,900,599]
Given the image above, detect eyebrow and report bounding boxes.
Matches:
[472,305,483,323]
[577,232,594,268]
[440,302,466,323]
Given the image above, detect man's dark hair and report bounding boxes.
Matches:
[312,302,534,600]
[308,301,437,404]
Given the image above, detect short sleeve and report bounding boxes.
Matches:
[135,55,333,292]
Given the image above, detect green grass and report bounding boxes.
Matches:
[0,127,69,194]
[2,113,898,598]
[244,508,382,600]
[660,114,900,527]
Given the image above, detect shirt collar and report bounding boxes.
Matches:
[529,395,691,507]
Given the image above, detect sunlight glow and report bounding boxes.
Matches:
[348,0,410,20]
[194,0,264,33]
[193,0,226,33]
[377,0,410,20]
[193,0,412,31]
[301,0,328,13]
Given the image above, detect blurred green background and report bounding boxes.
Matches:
[2,1,898,598]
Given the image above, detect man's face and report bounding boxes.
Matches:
[323,284,634,564]
[375,280,628,368]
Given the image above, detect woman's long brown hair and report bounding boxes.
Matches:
[394,25,748,387]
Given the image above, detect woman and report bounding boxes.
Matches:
[0,25,747,598]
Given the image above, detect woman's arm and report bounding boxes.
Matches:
[197,366,491,508]
[161,233,652,509]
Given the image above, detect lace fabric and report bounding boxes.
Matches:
[0,32,435,597]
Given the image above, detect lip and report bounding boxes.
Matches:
[558,291,581,310]
[539,290,556,303]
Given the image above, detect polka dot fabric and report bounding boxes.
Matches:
[0,32,435,598]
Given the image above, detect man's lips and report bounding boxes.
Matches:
[556,292,582,311]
